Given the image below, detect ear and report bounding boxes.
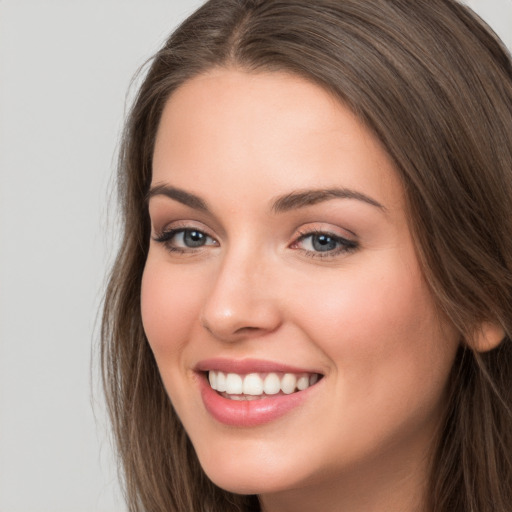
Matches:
[471,322,505,352]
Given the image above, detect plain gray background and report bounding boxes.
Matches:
[0,1,510,511]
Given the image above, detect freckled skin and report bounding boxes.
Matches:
[141,69,460,512]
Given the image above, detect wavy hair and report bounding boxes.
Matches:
[101,1,512,510]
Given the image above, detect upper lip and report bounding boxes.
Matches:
[195,358,322,375]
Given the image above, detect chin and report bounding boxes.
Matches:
[196,448,309,496]
[206,471,294,497]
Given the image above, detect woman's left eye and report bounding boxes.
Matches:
[292,231,358,257]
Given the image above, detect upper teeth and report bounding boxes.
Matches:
[208,371,319,396]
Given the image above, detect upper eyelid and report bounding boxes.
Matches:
[295,224,358,241]
[297,227,350,237]
[150,211,230,239]
[155,227,215,238]
[152,220,215,236]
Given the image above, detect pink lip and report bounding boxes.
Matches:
[195,359,323,427]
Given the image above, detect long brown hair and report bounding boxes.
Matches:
[101,1,512,510]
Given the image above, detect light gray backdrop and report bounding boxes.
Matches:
[0,1,510,511]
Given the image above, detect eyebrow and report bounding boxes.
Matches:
[146,184,385,213]
[146,184,209,211]
[271,188,385,213]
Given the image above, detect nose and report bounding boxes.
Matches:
[200,249,282,342]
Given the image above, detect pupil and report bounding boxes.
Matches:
[184,230,206,247]
[312,234,336,252]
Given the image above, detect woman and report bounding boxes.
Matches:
[101,1,512,511]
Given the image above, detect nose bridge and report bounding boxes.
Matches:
[200,239,280,341]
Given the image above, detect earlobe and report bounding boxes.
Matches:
[472,322,506,352]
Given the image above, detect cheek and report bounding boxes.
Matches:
[292,252,458,393]
[140,258,201,359]
[286,253,460,458]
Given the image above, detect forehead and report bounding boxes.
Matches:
[152,68,404,213]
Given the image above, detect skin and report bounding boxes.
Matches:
[141,69,461,512]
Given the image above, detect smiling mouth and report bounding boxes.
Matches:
[207,370,322,400]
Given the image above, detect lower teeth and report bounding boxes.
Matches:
[224,394,264,401]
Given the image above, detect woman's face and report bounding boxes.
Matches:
[142,69,460,507]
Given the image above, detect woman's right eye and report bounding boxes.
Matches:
[153,228,218,253]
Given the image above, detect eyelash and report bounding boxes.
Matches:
[153,228,217,254]
[152,227,358,259]
[293,229,358,259]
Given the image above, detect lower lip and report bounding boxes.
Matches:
[198,373,318,427]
